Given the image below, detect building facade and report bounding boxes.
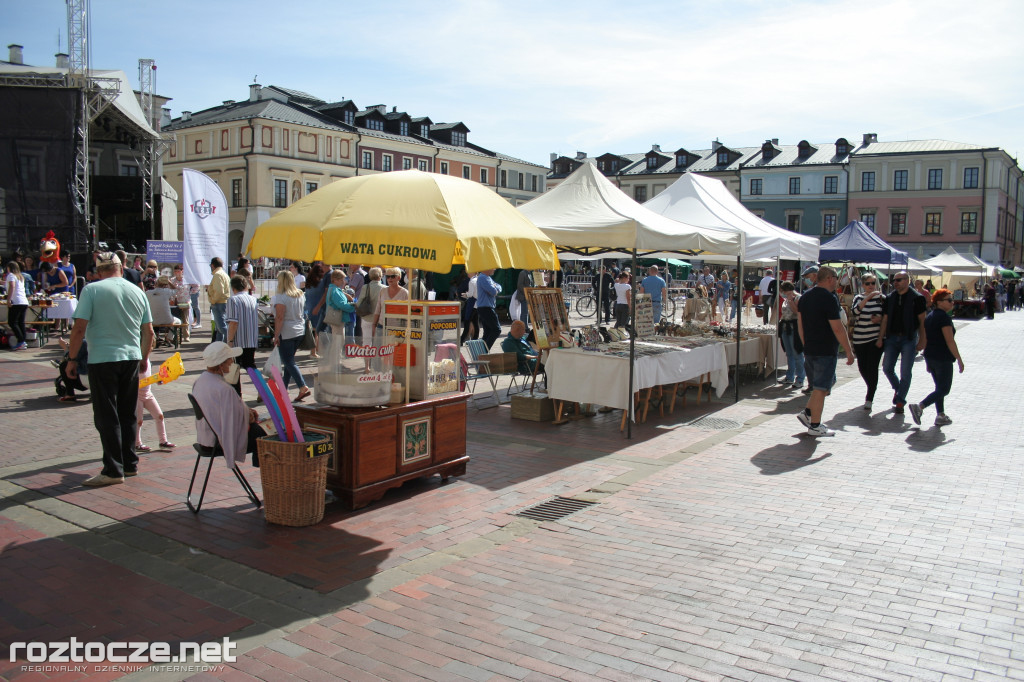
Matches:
[547,134,1023,266]
[162,84,547,259]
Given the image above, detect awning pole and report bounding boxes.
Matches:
[734,256,741,403]
[627,250,637,438]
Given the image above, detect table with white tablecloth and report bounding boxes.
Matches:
[545,341,729,413]
[43,298,77,320]
[723,334,786,376]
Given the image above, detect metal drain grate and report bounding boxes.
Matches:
[687,416,743,430]
[515,496,597,522]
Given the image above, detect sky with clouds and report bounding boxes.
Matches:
[4,0,1023,166]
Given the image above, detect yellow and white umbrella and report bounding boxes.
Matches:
[245,170,560,271]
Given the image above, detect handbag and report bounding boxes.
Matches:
[355,285,373,317]
[324,301,344,326]
[262,346,282,378]
[299,318,315,350]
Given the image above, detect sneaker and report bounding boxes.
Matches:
[14,342,28,351]
[124,470,138,478]
[908,403,923,426]
[863,401,872,411]
[82,474,124,487]
[797,411,812,428]
[935,413,953,426]
[807,424,835,437]
[894,402,905,414]
[801,385,814,394]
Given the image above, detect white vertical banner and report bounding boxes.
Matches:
[182,168,228,286]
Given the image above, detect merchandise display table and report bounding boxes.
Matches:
[293,393,469,510]
[546,339,729,425]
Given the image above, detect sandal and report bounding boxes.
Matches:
[159,441,176,450]
[58,395,77,402]
[136,444,152,452]
[294,387,311,402]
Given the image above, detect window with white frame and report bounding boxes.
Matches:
[789,177,800,195]
[787,215,801,232]
[822,214,838,235]
[928,169,943,190]
[305,181,317,195]
[418,159,427,171]
[634,185,647,202]
[960,211,978,234]
[480,168,488,184]
[893,170,908,191]
[647,156,658,170]
[402,157,411,170]
[716,150,729,166]
[362,151,372,169]
[399,121,409,136]
[860,213,875,231]
[232,179,242,207]
[890,212,906,234]
[924,212,942,234]
[420,124,430,137]
[343,110,354,126]
[452,131,466,146]
[861,171,875,191]
[749,178,762,195]
[963,167,979,189]
[500,169,507,188]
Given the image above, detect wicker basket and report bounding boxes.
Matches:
[257,433,332,526]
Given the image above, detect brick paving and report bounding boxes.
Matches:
[1,314,1022,681]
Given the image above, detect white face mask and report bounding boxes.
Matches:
[223,362,240,385]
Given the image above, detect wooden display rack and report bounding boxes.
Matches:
[293,393,469,510]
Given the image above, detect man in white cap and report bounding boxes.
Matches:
[192,342,263,469]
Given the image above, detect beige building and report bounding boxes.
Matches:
[162,84,546,259]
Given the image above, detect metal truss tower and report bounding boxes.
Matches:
[66,0,92,245]
[139,58,156,237]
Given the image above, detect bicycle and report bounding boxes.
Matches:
[575,294,596,317]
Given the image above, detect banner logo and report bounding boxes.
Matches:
[189,198,216,219]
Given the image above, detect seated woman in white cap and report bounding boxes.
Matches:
[192,342,264,468]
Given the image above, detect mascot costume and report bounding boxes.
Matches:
[39,231,61,265]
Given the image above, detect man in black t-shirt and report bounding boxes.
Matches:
[796,266,855,437]
[878,270,927,414]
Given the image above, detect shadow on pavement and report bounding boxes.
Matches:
[750,441,833,475]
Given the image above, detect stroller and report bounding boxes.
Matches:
[54,342,89,402]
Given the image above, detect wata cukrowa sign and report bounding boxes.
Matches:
[336,241,438,263]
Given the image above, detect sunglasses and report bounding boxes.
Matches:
[863,281,876,286]
[893,277,908,282]
[386,275,398,279]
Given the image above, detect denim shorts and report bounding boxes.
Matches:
[803,354,837,392]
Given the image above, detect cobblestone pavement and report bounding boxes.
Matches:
[1,314,1021,681]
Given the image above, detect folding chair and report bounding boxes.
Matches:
[464,339,501,408]
[187,393,262,513]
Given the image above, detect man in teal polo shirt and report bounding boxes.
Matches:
[67,252,154,486]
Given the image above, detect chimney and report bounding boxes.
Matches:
[711,139,722,151]
[55,52,69,69]
[8,44,23,65]
[392,106,397,113]
[181,111,192,121]
[772,138,779,145]
[249,83,261,102]
[550,153,557,163]
[369,104,386,114]
[575,151,587,160]
[222,100,235,106]
[651,144,661,153]
[160,107,172,128]
[863,133,877,145]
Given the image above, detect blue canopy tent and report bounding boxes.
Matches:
[819,220,909,265]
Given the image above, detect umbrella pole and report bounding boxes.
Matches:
[405,269,414,405]
[773,256,780,388]
[735,256,741,404]
[627,250,637,439]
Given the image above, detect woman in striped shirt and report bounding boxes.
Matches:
[850,275,886,410]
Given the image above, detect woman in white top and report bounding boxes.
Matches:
[372,267,410,331]
[290,261,306,290]
[357,267,384,342]
[272,270,311,402]
[613,272,632,329]
[5,261,29,350]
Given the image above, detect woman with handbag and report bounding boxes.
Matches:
[357,267,384,341]
[304,263,330,359]
[272,270,311,402]
[325,270,355,337]
[778,281,806,390]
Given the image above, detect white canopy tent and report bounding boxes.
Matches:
[923,246,991,290]
[519,163,744,258]
[643,173,819,262]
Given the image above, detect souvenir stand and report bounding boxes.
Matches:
[247,169,560,508]
[515,287,569,422]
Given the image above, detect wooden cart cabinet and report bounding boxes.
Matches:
[294,393,469,510]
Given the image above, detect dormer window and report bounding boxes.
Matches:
[420,124,429,137]
[717,150,729,166]
[343,111,354,126]
[365,118,384,132]
[647,156,659,170]
[452,131,466,146]
[676,154,687,167]
[835,137,851,156]
[399,121,409,136]
[611,160,619,172]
